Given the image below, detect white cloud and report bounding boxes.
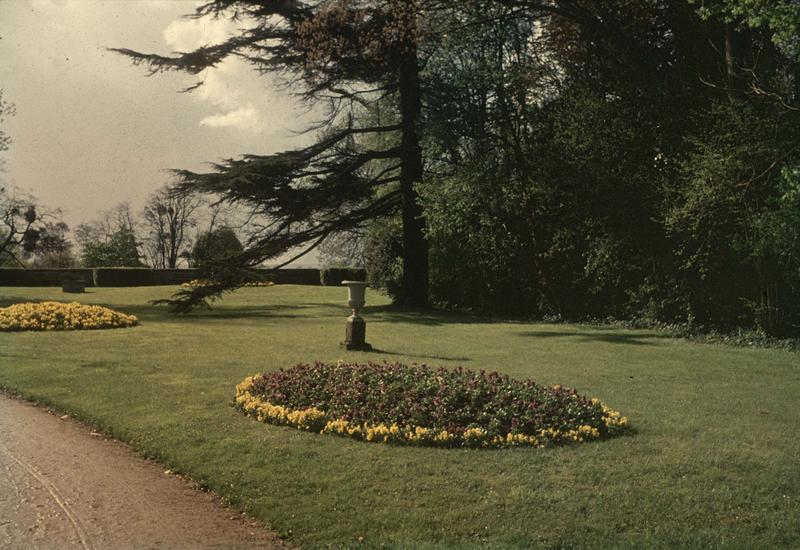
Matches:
[199,104,261,130]
[161,14,276,132]
[162,14,235,52]
[195,60,246,112]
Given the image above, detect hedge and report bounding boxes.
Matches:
[0,268,95,287]
[91,268,199,287]
[268,269,322,286]
[0,268,321,287]
[320,267,367,286]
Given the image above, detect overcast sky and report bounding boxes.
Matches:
[0,0,319,264]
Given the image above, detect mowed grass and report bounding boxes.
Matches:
[1,286,799,549]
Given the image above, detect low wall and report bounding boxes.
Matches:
[0,268,96,287]
[0,268,321,287]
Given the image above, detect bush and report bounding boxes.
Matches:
[235,362,629,448]
[188,227,243,266]
[0,301,138,331]
[320,267,367,286]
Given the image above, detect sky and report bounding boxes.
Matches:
[0,0,319,265]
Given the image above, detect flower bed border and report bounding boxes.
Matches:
[234,373,629,449]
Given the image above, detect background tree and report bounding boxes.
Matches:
[29,221,75,268]
[142,187,200,268]
[1,185,73,268]
[81,228,143,268]
[318,228,367,268]
[75,203,137,252]
[0,189,40,267]
[77,203,144,267]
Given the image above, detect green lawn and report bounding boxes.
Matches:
[1,286,798,549]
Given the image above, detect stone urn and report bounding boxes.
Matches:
[341,280,372,351]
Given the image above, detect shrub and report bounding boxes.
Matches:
[235,362,629,448]
[0,301,138,331]
[320,267,367,286]
[188,227,243,267]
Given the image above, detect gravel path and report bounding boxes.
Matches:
[0,394,287,549]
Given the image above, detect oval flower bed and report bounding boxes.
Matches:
[0,301,138,331]
[235,362,629,448]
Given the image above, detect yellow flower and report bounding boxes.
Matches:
[0,301,138,332]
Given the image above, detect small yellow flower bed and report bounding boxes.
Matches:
[182,279,274,288]
[0,301,139,331]
[235,362,630,449]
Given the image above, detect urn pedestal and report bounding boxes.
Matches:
[341,280,372,351]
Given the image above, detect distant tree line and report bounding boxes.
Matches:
[0,185,244,271]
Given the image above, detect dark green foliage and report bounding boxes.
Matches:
[669,99,800,333]
[113,0,800,332]
[319,267,366,286]
[362,217,404,302]
[81,228,143,268]
[693,0,800,57]
[358,0,800,335]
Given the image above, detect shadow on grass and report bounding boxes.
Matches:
[517,330,670,346]
[77,302,346,323]
[186,303,343,319]
[364,304,501,326]
[369,348,472,362]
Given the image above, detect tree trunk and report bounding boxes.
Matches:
[725,22,750,100]
[398,33,429,307]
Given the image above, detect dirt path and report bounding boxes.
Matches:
[0,394,288,549]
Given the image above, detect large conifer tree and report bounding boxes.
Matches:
[115,0,432,309]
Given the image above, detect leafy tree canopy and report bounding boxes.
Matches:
[81,228,144,268]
